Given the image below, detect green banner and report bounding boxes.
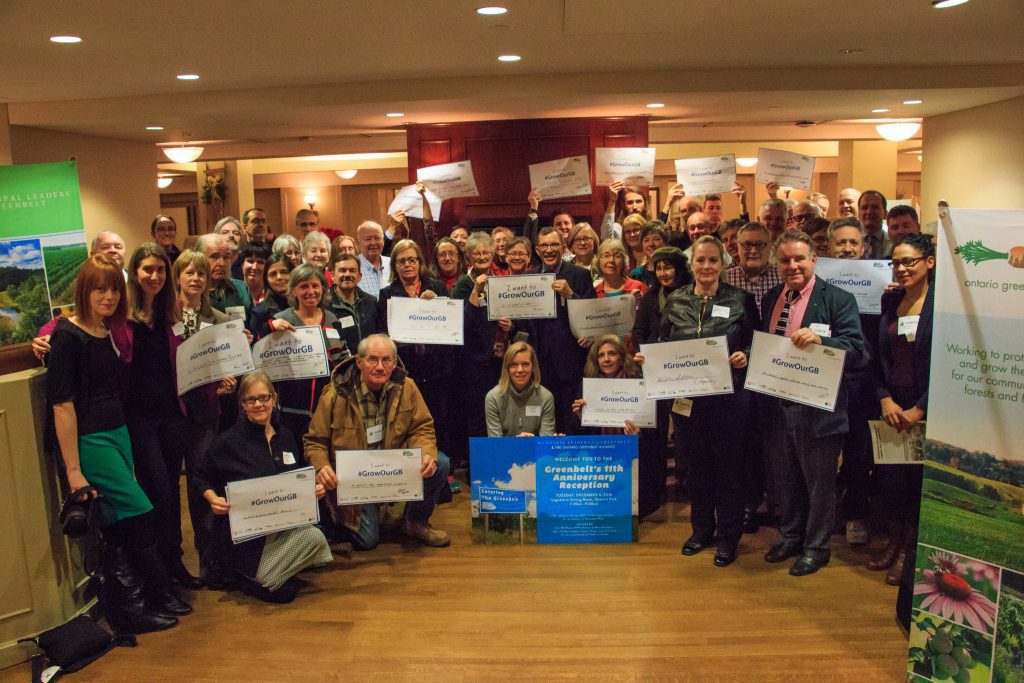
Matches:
[0,162,87,345]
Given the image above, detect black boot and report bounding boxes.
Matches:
[130,545,193,617]
[101,545,179,634]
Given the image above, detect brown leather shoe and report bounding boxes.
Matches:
[886,550,907,585]
[867,541,900,571]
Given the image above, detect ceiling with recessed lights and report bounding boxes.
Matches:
[2,0,1022,160]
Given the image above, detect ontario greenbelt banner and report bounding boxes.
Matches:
[909,208,1024,682]
[0,161,87,345]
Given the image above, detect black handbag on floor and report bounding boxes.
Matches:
[23,615,136,682]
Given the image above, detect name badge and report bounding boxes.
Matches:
[282,451,296,465]
[672,397,693,417]
[340,316,355,329]
[367,423,384,444]
[711,305,730,319]
[225,306,245,321]
[898,315,920,341]
[809,323,832,338]
[325,327,341,340]
[525,405,542,417]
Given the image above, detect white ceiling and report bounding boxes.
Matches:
[2,0,1023,159]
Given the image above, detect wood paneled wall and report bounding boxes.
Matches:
[406,117,648,233]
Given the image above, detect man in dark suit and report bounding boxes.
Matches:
[759,230,865,576]
[531,227,595,433]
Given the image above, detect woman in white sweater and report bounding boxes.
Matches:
[484,342,556,437]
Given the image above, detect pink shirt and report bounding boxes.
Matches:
[768,275,817,338]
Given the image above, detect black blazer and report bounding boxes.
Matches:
[526,260,595,382]
[377,276,453,381]
[760,277,866,437]
[871,285,933,413]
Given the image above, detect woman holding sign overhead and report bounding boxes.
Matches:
[262,264,347,459]
[867,232,935,586]
[195,372,331,603]
[656,235,759,567]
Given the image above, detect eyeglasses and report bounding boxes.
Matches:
[361,355,397,367]
[537,243,561,251]
[298,221,318,227]
[572,237,593,244]
[739,241,769,250]
[889,257,925,269]
[242,394,273,406]
[506,250,529,258]
[154,226,176,233]
[248,218,269,225]
[623,228,643,236]
[395,257,419,266]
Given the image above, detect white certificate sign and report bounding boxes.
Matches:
[175,320,255,395]
[594,147,656,186]
[225,467,319,544]
[869,420,926,465]
[581,378,657,428]
[387,297,464,345]
[639,337,734,399]
[335,448,425,505]
[755,148,816,191]
[387,184,442,221]
[416,161,480,200]
[674,154,737,195]
[744,331,846,411]
[528,156,592,200]
[568,294,635,338]
[251,326,329,382]
[815,258,893,314]
[486,274,557,320]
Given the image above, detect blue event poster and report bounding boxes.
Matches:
[535,435,635,544]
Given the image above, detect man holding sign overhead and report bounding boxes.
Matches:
[304,334,451,549]
[757,230,864,576]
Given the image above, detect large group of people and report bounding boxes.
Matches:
[36,178,932,638]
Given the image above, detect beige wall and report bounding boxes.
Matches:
[921,96,1024,226]
[10,126,160,250]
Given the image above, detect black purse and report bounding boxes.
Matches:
[22,615,136,682]
[58,486,98,538]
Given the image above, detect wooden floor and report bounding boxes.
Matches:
[3,492,909,682]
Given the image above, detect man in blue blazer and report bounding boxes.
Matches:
[759,231,866,576]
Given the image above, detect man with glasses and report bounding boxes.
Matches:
[150,215,180,262]
[295,209,319,236]
[524,189,574,266]
[531,227,595,433]
[305,333,451,549]
[242,208,271,245]
[725,223,781,317]
[788,200,822,231]
[683,212,732,266]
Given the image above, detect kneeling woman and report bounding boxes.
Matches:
[195,372,332,603]
[485,342,556,437]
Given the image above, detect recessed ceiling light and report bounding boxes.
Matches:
[386,112,404,118]
[871,108,890,113]
[497,55,521,62]
[932,0,969,7]
[49,35,82,44]
[477,6,508,15]
[903,99,923,105]
[646,103,665,109]
[176,73,200,81]
[146,126,164,131]
[837,48,863,55]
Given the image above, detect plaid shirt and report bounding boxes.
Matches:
[357,254,391,299]
[356,378,396,449]
[725,264,782,317]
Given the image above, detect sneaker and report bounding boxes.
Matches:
[846,519,869,546]
[448,475,462,494]
[403,520,451,547]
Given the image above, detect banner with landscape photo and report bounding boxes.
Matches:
[0,162,87,345]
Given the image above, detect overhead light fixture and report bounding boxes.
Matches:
[303,193,317,210]
[49,35,81,44]
[932,0,969,7]
[497,55,521,62]
[736,157,758,168]
[146,125,164,131]
[903,99,923,105]
[176,73,200,81]
[162,146,204,163]
[917,154,923,162]
[335,169,358,179]
[476,6,508,15]
[646,103,665,109]
[871,108,890,114]
[876,122,921,141]
[157,177,174,189]
[386,112,404,118]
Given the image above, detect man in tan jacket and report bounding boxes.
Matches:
[305,334,451,548]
